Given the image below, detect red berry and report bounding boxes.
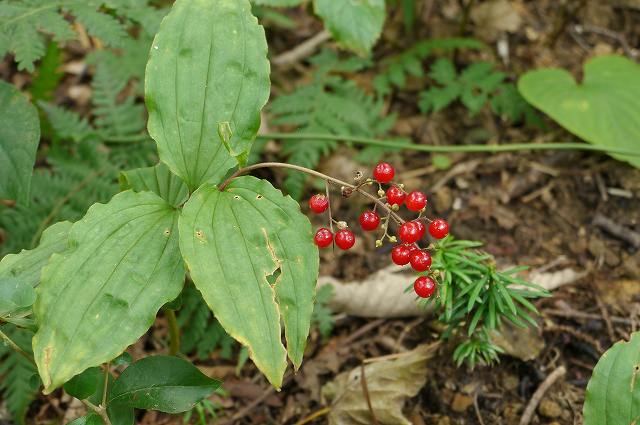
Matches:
[429,219,449,239]
[414,220,426,239]
[391,244,413,265]
[314,228,333,248]
[409,250,432,272]
[414,276,436,298]
[309,194,329,214]
[386,186,406,206]
[405,191,427,211]
[373,162,395,183]
[359,211,380,231]
[398,221,421,244]
[335,229,356,250]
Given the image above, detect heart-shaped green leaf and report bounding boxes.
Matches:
[179,176,318,387]
[145,0,270,190]
[583,332,640,424]
[108,356,220,413]
[33,191,185,393]
[314,0,386,55]
[0,221,72,288]
[518,55,640,168]
[0,81,40,204]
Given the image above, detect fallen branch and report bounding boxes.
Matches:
[519,366,567,425]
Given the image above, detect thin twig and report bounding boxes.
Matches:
[81,399,113,425]
[593,214,640,248]
[519,366,566,425]
[473,391,486,425]
[0,329,35,365]
[218,162,405,226]
[101,362,110,407]
[293,407,331,425]
[272,30,331,66]
[594,291,616,343]
[257,132,640,157]
[360,364,379,425]
[544,308,632,325]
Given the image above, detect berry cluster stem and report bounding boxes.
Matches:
[219,162,406,225]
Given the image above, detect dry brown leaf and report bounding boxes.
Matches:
[321,343,439,425]
[318,265,426,318]
[471,0,522,41]
[528,268,587,291]
[491,322,544,361]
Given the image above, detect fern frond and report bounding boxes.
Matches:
[269,50,395,198]
[38,102,96,143]
[373,37,485,95]
[0,0,161,71]
[0,325,38,425]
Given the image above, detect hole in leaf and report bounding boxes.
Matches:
[233,195,241,200]
[163,229,171,236]
[266,268,281,287]
[256,194,263,200]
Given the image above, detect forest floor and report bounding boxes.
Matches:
[4,0,640,424]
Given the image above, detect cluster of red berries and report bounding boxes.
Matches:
[309,162,449,299]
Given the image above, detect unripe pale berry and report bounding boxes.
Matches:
[414,276,436,298]
[405,191,427,211]
[373,162,395,183]
[309,194,329,214]
[314,228,333,248]
[429,219,450,239]
[335,229,356,250]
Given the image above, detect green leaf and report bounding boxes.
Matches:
[0,221,72,288]
[179,176,318,387]
[119,163,189,207]
[0,81,40,204]
[145,0,270,190]
[108,356,221,413]
[0,277,36,317]
[33,191,186,394]
[63,367,102,400]
[66,414,103,425]
[584,332,640,424]
[252,0,305,6]
[313,0,385,55]
[518,55,640,168]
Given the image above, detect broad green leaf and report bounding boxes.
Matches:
[252,0,305,6]
[119,163,189,207]
[584,332,640,424]
[0,221,72,287]
[0,81,40,204]
[33,191,185,394]
[63,367,102,400]
[146,0,270,190]
[0,277,36,317]
[518,55,640,168]
[179,176,318,387]
[108,356,220,413]
[313,0,385,55]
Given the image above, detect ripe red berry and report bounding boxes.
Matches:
[391,244,412,265]
[414,276,436,298]
[429,219,450,239]
[386,185,406,206]
[405,191,427,211]
[359,211,380,231]
[335,229,356,250]
[414,220,426,239]
[314,228,333,248]
[409,250,432,272]
[373,162,395,184]
[309,194,329,213]
[398,221,421,244]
